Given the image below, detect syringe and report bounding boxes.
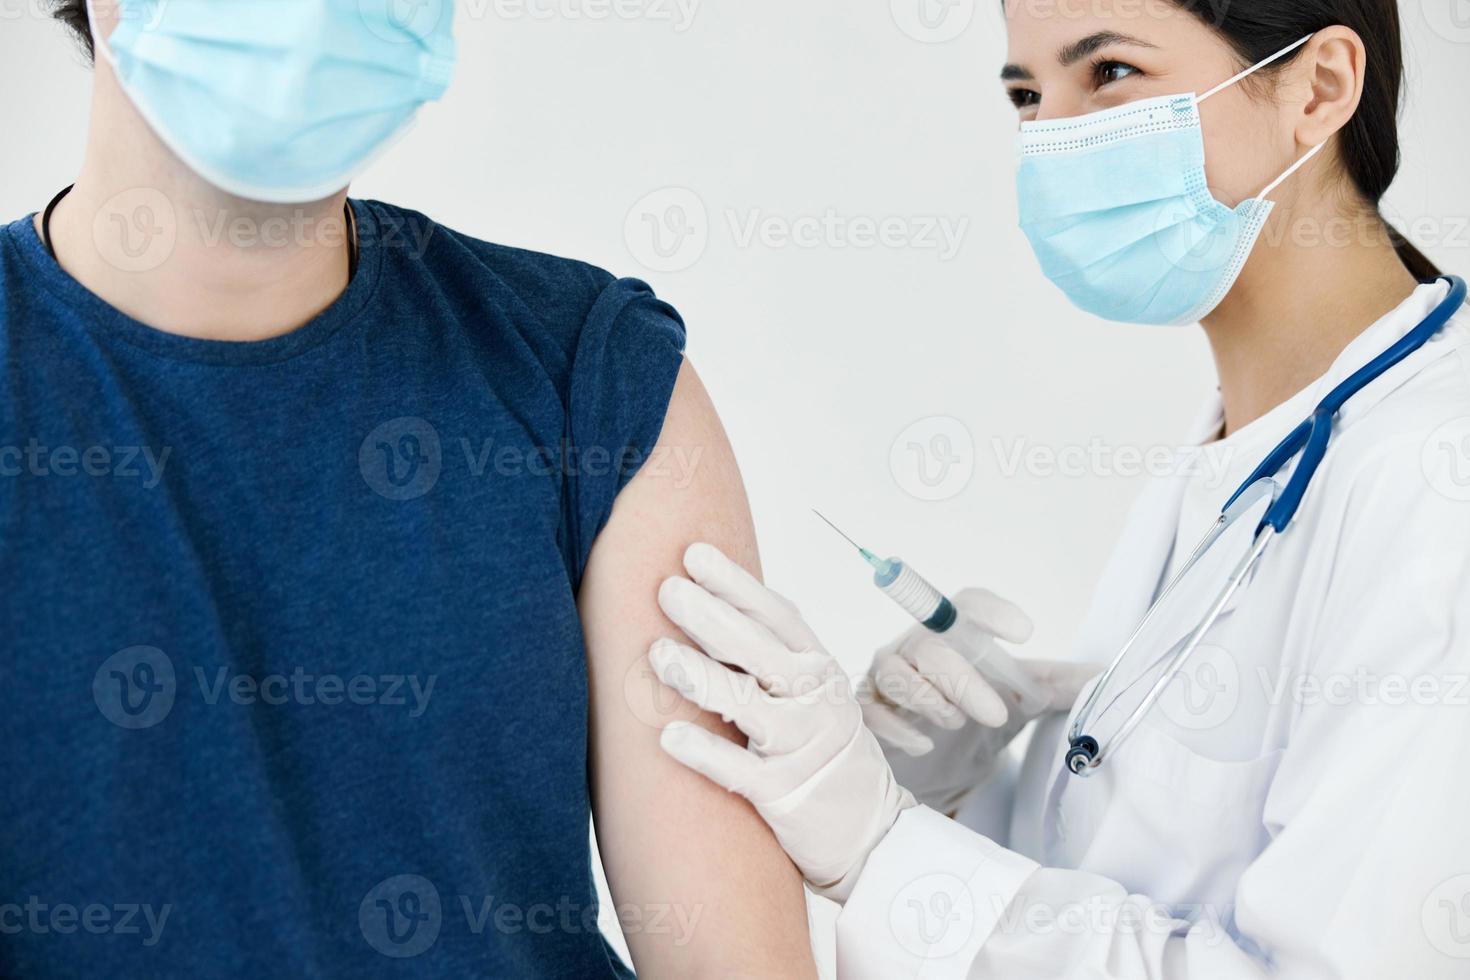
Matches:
[814,511,1049,718]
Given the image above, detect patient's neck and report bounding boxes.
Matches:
[37,59,353,343]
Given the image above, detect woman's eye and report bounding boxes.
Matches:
[1095,61,1140,86]
[1008,87,1040,110]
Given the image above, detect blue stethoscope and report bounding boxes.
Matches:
[1066,274,1468,776]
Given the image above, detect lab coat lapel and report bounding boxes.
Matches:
[1037,433,1203,857]
[1071,397,1223,664]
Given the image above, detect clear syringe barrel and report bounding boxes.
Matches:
[873,558,1049,717]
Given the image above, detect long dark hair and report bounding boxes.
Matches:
[1180,0,1441,279]
[49,0,93,59]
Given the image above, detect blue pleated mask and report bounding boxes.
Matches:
[93,0,456,203]
[1016,35,1323,326]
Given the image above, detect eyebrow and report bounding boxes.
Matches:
[1000,31,1159,82]
[1060,30,1158,65]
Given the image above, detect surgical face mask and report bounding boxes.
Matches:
[1016,35,1324,326]
[91,0,456,204]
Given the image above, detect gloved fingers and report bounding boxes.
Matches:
[908,636,1010,728]
[952,587,1035,644]
[852,672,881,707]
[659,720,766,799]
[658,575,797,691]
[649,639,787,749]
[874,620,930,662]
[786,649,849,700]
[1026,659,1104,710]
[871,647,965,731]
[860,700,934,756]
[682,543,825,655]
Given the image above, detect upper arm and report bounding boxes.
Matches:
[578,360,818,979]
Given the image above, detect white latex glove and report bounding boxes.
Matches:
[649,543,915,904]
[860,588,1100,814]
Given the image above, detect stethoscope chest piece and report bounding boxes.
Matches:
[1066,736,1100,777]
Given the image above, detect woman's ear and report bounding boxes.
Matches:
[1295,27,1368,148]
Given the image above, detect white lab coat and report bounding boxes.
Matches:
[836,280,1470,979]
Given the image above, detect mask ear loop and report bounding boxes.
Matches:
[1254,141,1327,201]
[1192,33,1326,203]
[1196,33,1315,105]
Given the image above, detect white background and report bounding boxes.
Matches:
[3,0,1467,974]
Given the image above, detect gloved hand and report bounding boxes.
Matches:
[859,588,1099,814]
[649,543,915,904]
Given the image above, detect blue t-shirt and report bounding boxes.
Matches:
[0,200,686,977]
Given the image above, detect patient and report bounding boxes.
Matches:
[0,3,815,977]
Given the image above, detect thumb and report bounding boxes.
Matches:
[660,721,766,798]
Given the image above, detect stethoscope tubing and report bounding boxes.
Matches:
[1067,274,1467,776]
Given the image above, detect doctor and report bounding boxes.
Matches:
[648,1,1470,977]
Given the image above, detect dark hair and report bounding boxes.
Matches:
[50,0,94,60]
[1182,0,1440,280]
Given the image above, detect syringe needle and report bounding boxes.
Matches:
[812,509,861,549]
